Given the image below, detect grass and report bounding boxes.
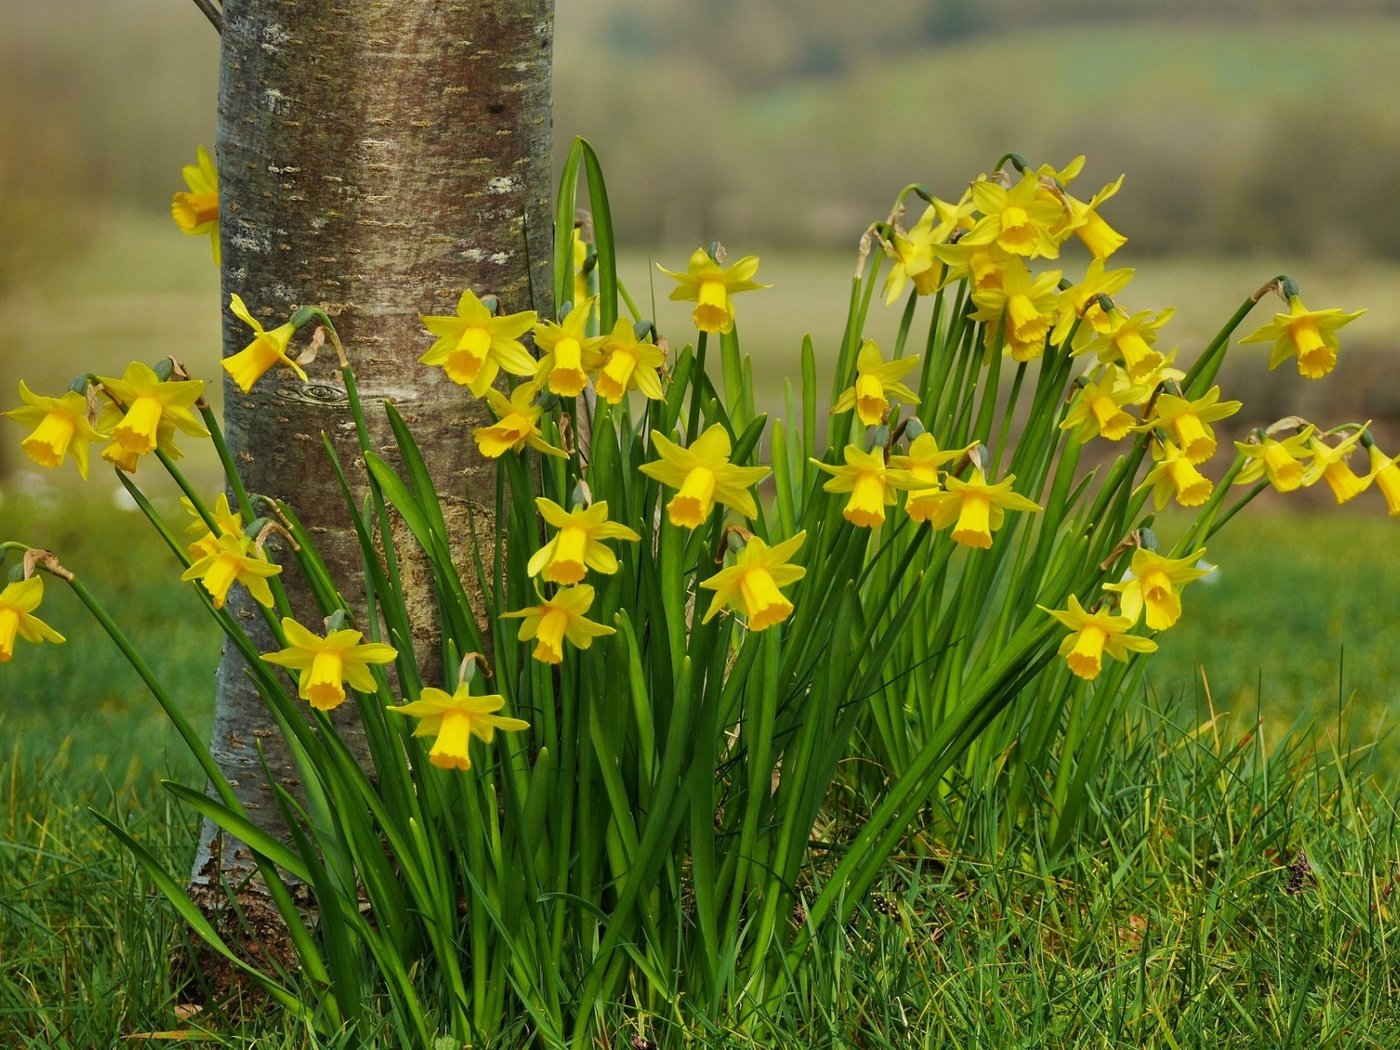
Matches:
[1,492,1396,1046]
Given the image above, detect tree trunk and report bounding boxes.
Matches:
[195,0,553,888]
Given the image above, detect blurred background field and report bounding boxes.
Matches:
[2,0,1397,768]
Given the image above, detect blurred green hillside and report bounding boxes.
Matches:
[5,0,1400,279]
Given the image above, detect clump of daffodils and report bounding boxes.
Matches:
[4,142,1392,1045]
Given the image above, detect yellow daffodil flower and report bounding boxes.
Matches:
[534,298,608,398]
[970,258,1064,362]
[916,468,1042,548]
[1051,257,1134,344]
[660,248,770,335]
[881,216,937,305]
[1077,307,1173,380]
[1234,426,1313,493]
[1303,429,1371,504]
[182,493,244,560]
[527,498,640,584]
[1053,174,1128,260]
[639,425,769,528]
[699,531,807,631]
[171,145,220,265]
[223,294,307,393]
[889,433,974,523]
[1367,445,1400,516]
[831,341,920,426]
[813,445,914,529]
[1239,296,1365,380]
[180,532,282,609]
[1040,594,1157,681]
[388,684,530,771]
[419,289,538,397]
[1141,440,1213,509]
[5,381,107,480]
[95,361,208,457]
[1139,386,1242,464]
[963,174,1066,259]
[1060,366,1149,443]
[262,617,398,711]
[880,200,971,304]
[931,239,1009,294]
[594,320,666,403]
[501,583,615,664]
[1103,547,1211,631]
[0,576,65,662]
[473,381,565,459]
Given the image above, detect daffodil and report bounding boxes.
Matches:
[534,298,607,397]
[1051,257,1134,344]
[889,433,973,523]
[388,684,530,771]
[660,248,770,335]
[699,531,806,631]
[1059,366,1149,443]
[1054,173,1128,260]
[99,424,180,473]
[970,258,1064,362]
[881,200,972,304]
[831,341,920,426]
[1303,429,1371,504]
[171,146,220,264]
[96,361,208,457]
[501,584,615,664]
[1234,426,1313,493]
[183,493,244,559]
[813,445,914,528]
[1139,386,1241,464]
[223,295,307,393]
[639,425,769,528]
[180,532,282,609]
[916,468,1042,548]
[1040,594,1157,680]
[5,381,106,479]
[1368,445,1400,516]
[931,239,1009,294]
[262,617,398,711]
[527,498,640,584]
[473,381,565,459]
[594,320,666,403]
[962,173,1066,259]
[1239,296,1365,380]
[1076,306,1173,380]
[1141,441,1213,509]
[0,577,65,663]
[419,289,538,396]
[1103,547,1211,631]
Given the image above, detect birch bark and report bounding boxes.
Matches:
[197,0,553,885]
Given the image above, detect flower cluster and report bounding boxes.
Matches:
[865,156,1386,678]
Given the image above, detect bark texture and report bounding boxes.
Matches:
[198,0,554,883]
